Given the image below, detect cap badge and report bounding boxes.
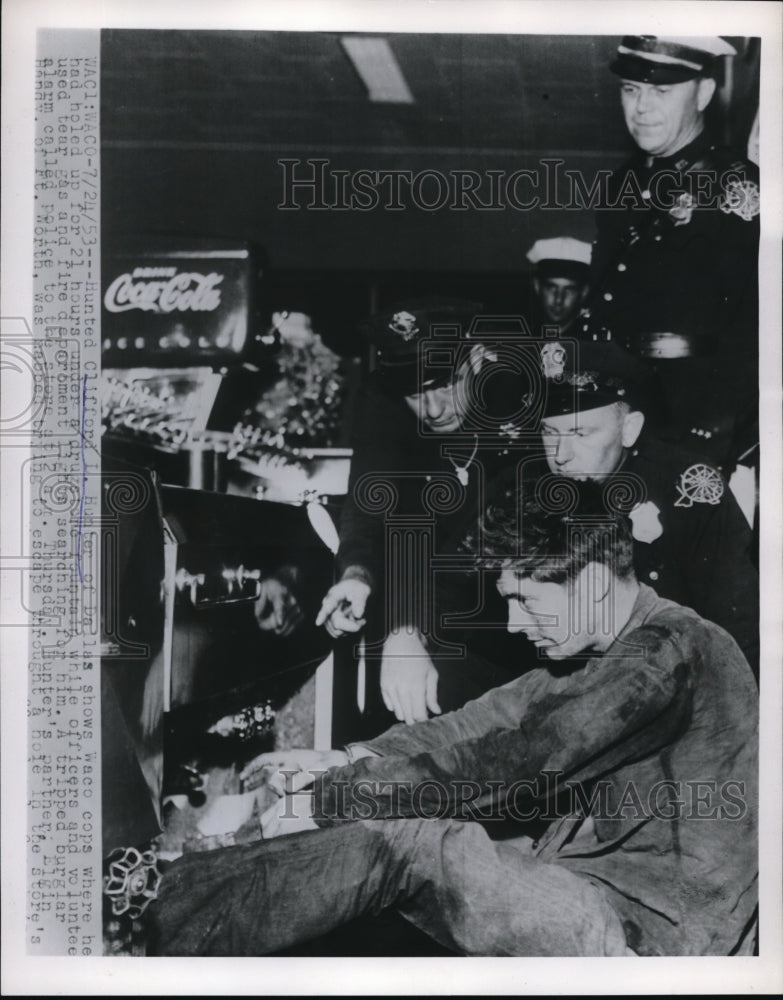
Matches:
[668,192,694,227]
[388,310,420,340]
[541,342,567,378]
[720,178,760,222]
[571,371,599,391]
[674,463,724,507]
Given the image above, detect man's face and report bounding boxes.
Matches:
[620,78,712,158]
[497,568,598,659]
[541,403,643,479]
[403,362,472,432]
[534,277,585,326]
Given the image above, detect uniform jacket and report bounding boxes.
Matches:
[586,131,759,466]
[314,584,758,956]
[621,436,758,673]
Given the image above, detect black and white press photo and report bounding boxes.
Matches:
[2,1,781,995]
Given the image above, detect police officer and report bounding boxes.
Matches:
[317,298,533,730]
[587,36,759,472]
[530,337,758,676]
[525,237,592,336]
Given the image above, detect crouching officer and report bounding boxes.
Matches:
[317,298,536,732]
[529,337,759,677]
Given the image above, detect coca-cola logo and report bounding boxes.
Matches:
[104,267,224,314]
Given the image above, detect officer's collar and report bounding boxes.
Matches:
[640,129,715,171]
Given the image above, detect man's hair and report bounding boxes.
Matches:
[481,479,636,584]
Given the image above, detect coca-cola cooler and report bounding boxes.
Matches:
[100,238,354,500]
[102,238,258,364]
[101,238,265,491]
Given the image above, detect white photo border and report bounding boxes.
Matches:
[2,0,781,994]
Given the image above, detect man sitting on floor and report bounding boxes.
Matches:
[149,481,758,958]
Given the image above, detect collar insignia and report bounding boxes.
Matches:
[669,192,694,227]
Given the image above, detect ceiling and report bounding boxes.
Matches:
[102,31,628,156]
[100,30,758,278]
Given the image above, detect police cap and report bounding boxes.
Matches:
[540,338,652,418]
[360,297,483,396]
[611,35,737,85]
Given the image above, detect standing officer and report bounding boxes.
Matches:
[524,237,592,336]
[587,36,759,473]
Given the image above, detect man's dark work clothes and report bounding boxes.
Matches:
[150,586,758,958]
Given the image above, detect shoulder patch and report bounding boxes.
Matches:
[674,463,724,507]
[720,177,760,221]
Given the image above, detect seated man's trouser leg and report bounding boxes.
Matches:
[149,817,629,957]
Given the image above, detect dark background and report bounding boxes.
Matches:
[101,30,760,356]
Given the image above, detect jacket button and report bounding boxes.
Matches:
[617,263,627,272]
[603,292,613,301]
[649,570,659,581]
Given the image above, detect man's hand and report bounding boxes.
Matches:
[244,749,349,838]
[260,791,318,839]
[316,577,371,638]
[254,575,304,637]
[240,748,348,795]
[381,630,441,725]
